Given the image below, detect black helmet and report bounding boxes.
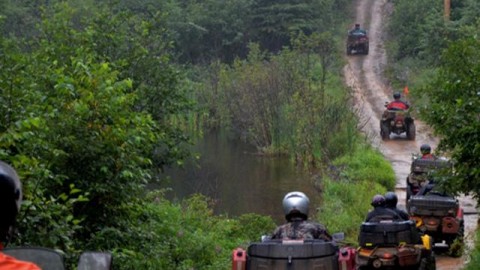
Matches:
[0,161,22,243]
[385,192,398,208]
[355,23,360,28]
[283,191,309,221]
[420,144,431,155]
[393,92,401,99]
[371,194,386,207]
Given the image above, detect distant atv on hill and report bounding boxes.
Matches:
[346,25,369,55]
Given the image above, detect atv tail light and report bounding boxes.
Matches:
[427,220,438,225]
[457,208,464,218]
[382,253,393,259]
[424,218,440,230]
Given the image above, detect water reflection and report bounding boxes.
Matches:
[158,131,321,224]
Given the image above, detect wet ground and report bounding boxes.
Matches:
[344,0,478,269]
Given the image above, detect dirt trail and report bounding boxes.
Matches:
[344,0,478,269]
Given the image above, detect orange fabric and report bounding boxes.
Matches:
[403,86,409,95]
[0,252,41,270]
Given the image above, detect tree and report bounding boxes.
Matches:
[418,37,480,201]
[250,0,317,52]
[0,1,192,255]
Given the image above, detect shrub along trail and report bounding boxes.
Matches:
[344,0,478,269]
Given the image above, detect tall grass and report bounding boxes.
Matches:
[193,41,359,167]
[320,179,386,244]
[464,231,480,269]
[332,146,396,190]
[317,144,395,244]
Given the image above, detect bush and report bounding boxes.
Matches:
[464,227,480,269]
[109,192,276,269]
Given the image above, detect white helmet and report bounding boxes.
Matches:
[282,191,309,221]
[0,161,22,243]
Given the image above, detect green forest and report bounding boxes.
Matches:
[0,0,479,269]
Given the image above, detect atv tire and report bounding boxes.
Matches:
[458,220,465,240]
[447,220,465,257]
[380,123,390,140]
[407,123,416,140]
[418,254,436,270]
[406,180,412,202]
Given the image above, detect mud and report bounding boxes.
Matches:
[344,0,478,269]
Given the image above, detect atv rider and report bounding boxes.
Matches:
[0,161,41,270]
[365,194,401,222]
[384,192,409,220]
[271,191,332,241]
[386,92,410,111]
[419,144,435,160]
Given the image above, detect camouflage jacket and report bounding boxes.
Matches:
[271,219,332,241]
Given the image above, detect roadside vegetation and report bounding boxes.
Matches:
[386,0,480,265]
[321,145,396,244]
[0,0,456,269]
[464,230,480,270]
[195,37,357,167]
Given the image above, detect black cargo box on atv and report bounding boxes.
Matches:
[408,195,458,217]
[410,158,451,174]
[358,220,420,247]
[247,240,338,269]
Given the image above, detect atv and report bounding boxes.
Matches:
[406,157,464,255]
[232,233,356,270]
[346,31,369,55]
[356,220,436,270]
[407,191,464,256]
[380,108,415,140]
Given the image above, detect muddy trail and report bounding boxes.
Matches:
[344,0,478,269]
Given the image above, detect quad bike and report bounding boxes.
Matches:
[346,31,369,55]
[380,109,415,140]
[232,233,356,270]
[355,220,436,270]
[2,247,112,270]
[405,157,463,255]
[407,191,464,256]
